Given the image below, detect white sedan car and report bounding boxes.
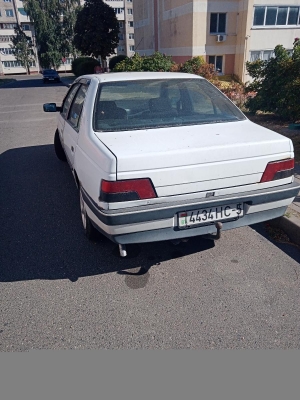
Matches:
[44,72,299,257]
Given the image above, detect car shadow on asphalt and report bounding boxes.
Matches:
[0,144,215,284]
[0,78,66,89]
[250,223,300,264]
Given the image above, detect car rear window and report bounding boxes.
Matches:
[94,78,246,132]
[44,70,57,74]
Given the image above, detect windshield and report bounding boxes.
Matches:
[94,78,246,132]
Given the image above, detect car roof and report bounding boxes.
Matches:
[77,71,204,83]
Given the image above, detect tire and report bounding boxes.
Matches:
[79,188,98,241]
[54,129,67,161]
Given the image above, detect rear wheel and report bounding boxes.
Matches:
[54,129,67,161]
[80,188,98,241]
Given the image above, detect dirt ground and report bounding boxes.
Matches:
[246,113,300,164]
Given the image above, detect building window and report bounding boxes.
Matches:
[5,9,14,17]
[18,8,27,16]
[4,0,12,2]
[3,60,21,68]
[2,60,36,68]
[118,46,125,52]
[208,55,223,73]
[113,8,124,14]
[119,21,123,28]
[128,33,134,39]
[128,21,134,27]
[127,8,133,15]
[0,47,14,55]
[118,33,124,40]
[22,24,30,31]
[250,49,292,62]
[127,0,132,2]
[210,13,226,33]
[253,6,300,26]
[0,23,17,29]
[129,45,135,51]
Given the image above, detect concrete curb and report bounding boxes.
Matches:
[269,212,300,246]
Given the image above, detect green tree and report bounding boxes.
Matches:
[11,25,36,75]
[23,0,79,69]
[74,0,119,62]
[246,40,300,121]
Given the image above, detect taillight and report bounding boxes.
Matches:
[260,159,294,183]
[100,179,157,202]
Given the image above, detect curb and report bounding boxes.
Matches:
[269,212,300,246]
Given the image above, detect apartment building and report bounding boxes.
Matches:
[0,0,39,75]
[0,0,135,75]
[133,0,300,82]
[104,0,135,59]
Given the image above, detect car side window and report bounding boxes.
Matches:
[61,83,81,119]
[67,84,89,129]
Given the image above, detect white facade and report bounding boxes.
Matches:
[1,0,135,75]
[0,0,39,75]
[104,0,135,60]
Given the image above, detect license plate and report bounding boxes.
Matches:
[178,202,243,228]
[49,78,54,80]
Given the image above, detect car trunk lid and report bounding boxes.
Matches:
[94,120,293,197]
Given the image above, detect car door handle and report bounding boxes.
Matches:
[71,146,74,152]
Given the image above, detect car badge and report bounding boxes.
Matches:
[206,192,215,198]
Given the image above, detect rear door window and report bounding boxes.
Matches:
[67,84,89,129]
[61,83,81,119]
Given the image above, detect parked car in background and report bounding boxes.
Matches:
[42,69,60,83]
[43,72,299,257]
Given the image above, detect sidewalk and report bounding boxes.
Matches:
[269,164,300,246]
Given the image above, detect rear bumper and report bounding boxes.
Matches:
[82,182,300,244]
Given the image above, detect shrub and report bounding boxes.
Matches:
[141,52,175,72]
[77,58,100,76]
[72,57,92,76]
[245,39,300,121]
[179,56,205,74]
[113,52,175,72]
[109,55,127,71]
[72,57,100,76]
[113,53,143,71]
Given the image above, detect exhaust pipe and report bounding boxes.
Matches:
[119,244,127,257]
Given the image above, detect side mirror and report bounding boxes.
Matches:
[43,103,61,112]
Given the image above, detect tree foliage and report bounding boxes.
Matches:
[74,0,119,60]
[246,39,300,121]
[23,0,79,69]
[11,25,35,74]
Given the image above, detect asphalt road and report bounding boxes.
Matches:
[0,76,300,350]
